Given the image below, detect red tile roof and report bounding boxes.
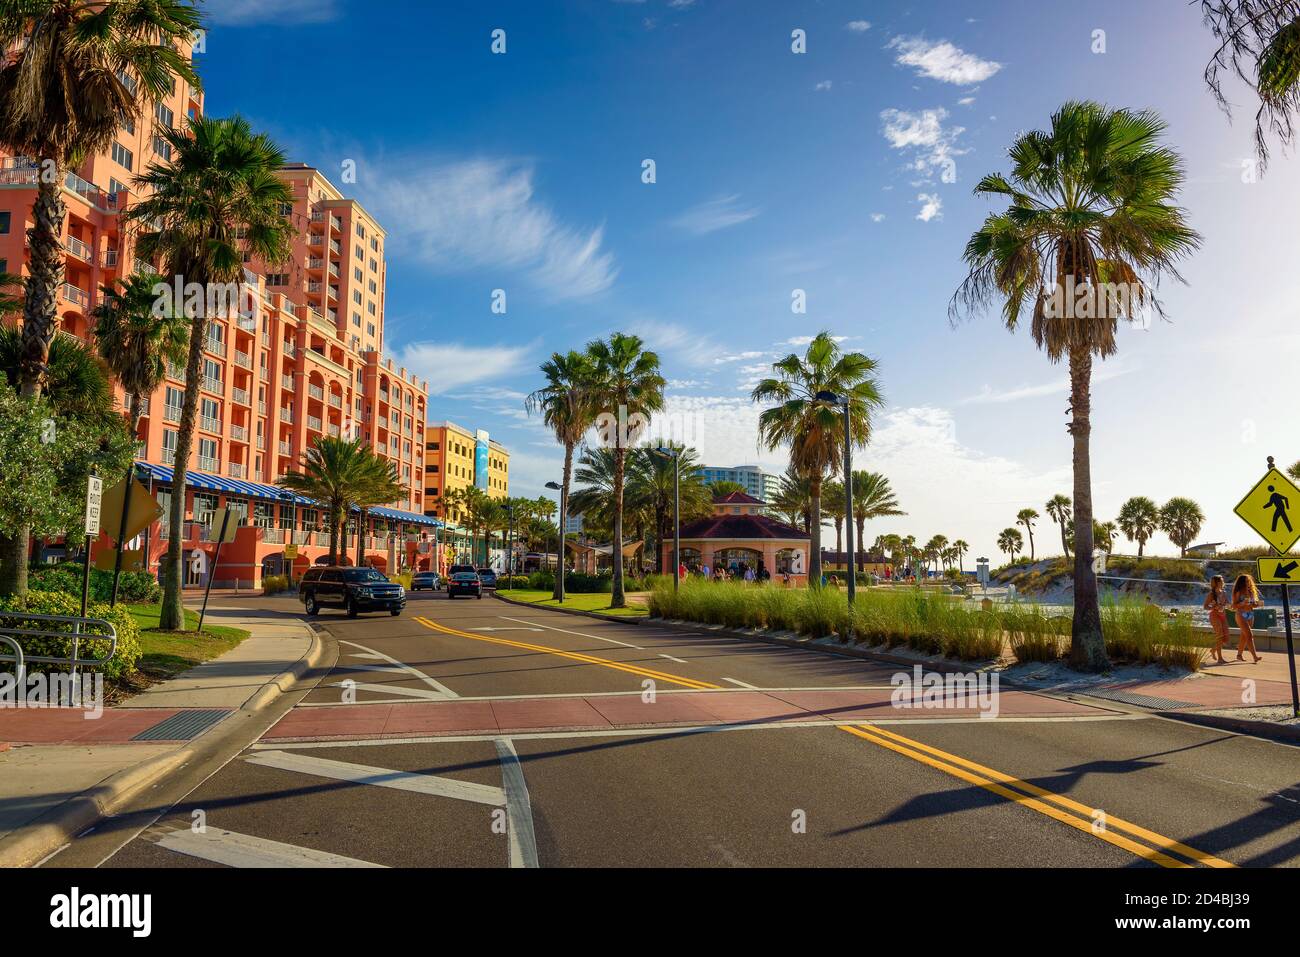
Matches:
[678,514,810,541]
[712,490,766,505]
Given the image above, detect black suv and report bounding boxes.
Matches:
[299,566,407,617]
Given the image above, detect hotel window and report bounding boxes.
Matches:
[279,202,293,217]
[109,178,128,198]
[266,274,289,286]
[152,135,171,160]
[355,244,363,260]
[354,267,363,282]
[0,212,9,234]
[111,142,133,170]
[352,312,361,326]
[353,290,362,305]
[162,429,178,460]
[155,103,174,127]
[194,492,218,520]
[368,302,376,316]
[368,280,377,294]
[371,238,379,252]
[356,224,366,238]
[122,117,135,135]
[367,323,376,337]
[369,258,378,272]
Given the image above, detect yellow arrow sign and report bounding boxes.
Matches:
[101,476,163,545]
[1257,557,1300,584]
[1235,467,1300,554]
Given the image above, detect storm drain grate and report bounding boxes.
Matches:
[1079,688,1197,710]
[133,709,230,741]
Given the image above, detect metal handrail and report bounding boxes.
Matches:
[0,634,23,684]
[0,613,117,667]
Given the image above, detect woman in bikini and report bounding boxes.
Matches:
[1203,575,1230,664]
[1231,574,1263,663]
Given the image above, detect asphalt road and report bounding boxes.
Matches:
[44,589,1300,868]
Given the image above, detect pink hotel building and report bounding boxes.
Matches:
[0,52,445,587]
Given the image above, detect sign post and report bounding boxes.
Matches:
[197,509,237,634]
[1235,457,1300,717]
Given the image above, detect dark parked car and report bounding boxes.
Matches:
[447,571,483,599]
[410,571,440,591]
[445,564,476,589]
[299,566,406,617]
[476,568,498,590]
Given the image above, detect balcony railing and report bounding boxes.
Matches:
[308,384,324,401]
[279,408,294,424]
[161,449,176,466]
[102,249,119,268]
[135,259,158,276]
[62,283,89,307]
[234,350,251,369]
[200,415,221,433]
[281,374,294,390]
[228,463,245,479]
[65,236,93,261]
[198,456,220,473]
[232,387,250,406]
[307,415,323,432]
[309,234,324,246]
[231,424,248,442]
[164,404,182,423]
[278,441,291,456]
[307,257,324,271]
[204,336,226,358]
[202,377,222,395]
[328,394,342,409]
[328,423,341,437]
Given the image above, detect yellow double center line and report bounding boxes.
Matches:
[839,724,1234,868]
[413,616,721,691]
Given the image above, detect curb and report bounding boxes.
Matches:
[0,624,328,869]
[490,592,991,678]
[1154,708,1300,745]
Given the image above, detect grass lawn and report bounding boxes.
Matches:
[126,603,252,679]
[498,589,649,618]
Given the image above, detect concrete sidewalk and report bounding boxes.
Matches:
[0,604,321,867]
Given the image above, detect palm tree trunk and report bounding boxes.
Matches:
[808,477,823,586]
[834,519,843,562]
[1067,345,1108,671]
[554,441,574,600]
[21,171,67,397]
[1058,518,1071,559]
[159,313,209,631]
[0,535,26,597]
[855,517,866,573]
[611,447,627,608]
[356,508,368,567]
[1027,528,1036,561]
[328,512,340,565]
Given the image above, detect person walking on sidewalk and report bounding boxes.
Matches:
[1231,573,1263,663]
[1204,574,1230,664]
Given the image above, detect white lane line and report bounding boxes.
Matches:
[292,683,902,707]
[346,652,386,660]
[329,680,457,702]
[154,827,386,868]
[337,663,415,675]
[245,750,506,806]
[338,639,458,698]
[658,654,688,664]
[722,677,759,689]
[498,615,644,650]
[494,739,539,869]
[474,626,545,632]
[252,712,1151,750]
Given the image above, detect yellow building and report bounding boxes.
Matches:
[424,422,510,525]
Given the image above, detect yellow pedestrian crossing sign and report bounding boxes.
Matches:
[1257,556,1300,583]
[1235,467,1300,554]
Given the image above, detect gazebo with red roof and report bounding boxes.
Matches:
[664,491,810,583]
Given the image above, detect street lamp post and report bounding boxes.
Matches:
[817,391,856,609]
[279,491,297,587]
[505,504,515,589]
[652,447,682,593]
[545,480,565,604]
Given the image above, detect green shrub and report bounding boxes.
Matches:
[389,571,413,590]
[498,575,531,588]
[262,574,290,595]
[29,564,160,604]
[0,590,142,679]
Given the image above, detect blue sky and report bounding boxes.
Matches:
[198,0,1300,560]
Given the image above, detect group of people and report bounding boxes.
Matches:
[678,561,780,585]
[1204,573,1264,664]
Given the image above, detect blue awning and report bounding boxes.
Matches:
[136,462,442,528]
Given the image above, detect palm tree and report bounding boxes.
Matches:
[1159,497,1206,557]
[1117,496,1160,557]
[706,479,747,498]
[752,332,885,587]
[628,442,711,574]
[278,438,404,566]
[526,350,598,600]
[1094,519,1120,554]
[823,480,846,561]
[952,539,970,574]
[1045,494,1073,559]
[772,466,813,531]
[127,115,294,630]
[0,0,202,399]
[584,333,665,608]
[1016,508,1040,561]
[953,102,1199,670]
[1202,1,1300,171]
[925,535,949,577]
[92,276,190,436]
[1288,460,1300,483]
[901,535,918,575]
[998,527,1025,562]
[851,471,904,572]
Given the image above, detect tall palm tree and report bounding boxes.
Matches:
[772,466,813,531]
[278,438,404,566]
[952,539,970,575]
[628,442,711,574]
[585,333,665,608]
[0,0,202,399]
[1202,1,1300,171]
[952,102,1200,670]
[1017,508,1040,561]
[1159,497,1206,558]
[752,332,885,587]
[92,275,189,436]
[128,115,295,630]
[1094,519,1120,554]
[1046,494,1073,559]
[852,470,904,571]
[525,350,598,600]
[1117,495,1160,557]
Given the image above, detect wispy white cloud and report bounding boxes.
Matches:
[362,158,617,301]
[888,36,1002,85]
[208,0,341,25]
[671,194,761,235]
[390,341,534,396]
[815,80,833,92]
[880,107,967,181]
[915,193,943,222]
[870,212,886,223]
[668,0,697,8]
[960,361,1136,405]
[845,20,872,32]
